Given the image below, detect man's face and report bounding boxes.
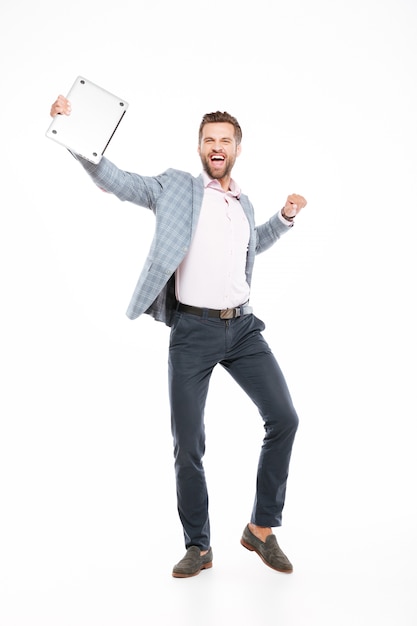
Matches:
[198,122,241,183]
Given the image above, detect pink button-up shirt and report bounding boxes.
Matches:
[175,172,251,309]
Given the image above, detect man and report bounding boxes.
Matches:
[49,95,307,577]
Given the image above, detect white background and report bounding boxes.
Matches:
[1,0,416,624]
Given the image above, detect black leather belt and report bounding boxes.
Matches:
[177,302,253,320]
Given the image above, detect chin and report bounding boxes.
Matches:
[209,166,227,180]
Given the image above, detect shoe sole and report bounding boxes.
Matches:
[240,539,293,573]
[172,561,213,578]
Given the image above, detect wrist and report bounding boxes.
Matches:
[281,208,295,222]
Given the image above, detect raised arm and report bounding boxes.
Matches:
[49,95,165,210]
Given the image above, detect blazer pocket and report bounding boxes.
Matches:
[146,260,173,281]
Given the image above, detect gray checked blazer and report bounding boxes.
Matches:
[76,156,292,326]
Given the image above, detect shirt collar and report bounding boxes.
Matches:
[201,171,241,199]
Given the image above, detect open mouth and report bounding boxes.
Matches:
[210,154,225,166]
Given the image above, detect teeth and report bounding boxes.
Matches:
[211,155,224,161]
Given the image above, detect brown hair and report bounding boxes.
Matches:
[198,111,242,146]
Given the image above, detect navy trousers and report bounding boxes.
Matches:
[168,310,299,551]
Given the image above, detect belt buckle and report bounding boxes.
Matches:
[220,308,235,320]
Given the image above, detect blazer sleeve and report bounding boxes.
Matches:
[255,212,292,254]
[72,154,169,211]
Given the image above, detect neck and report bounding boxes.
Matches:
[218,176,231,191]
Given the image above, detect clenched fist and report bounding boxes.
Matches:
[282,193,307,220]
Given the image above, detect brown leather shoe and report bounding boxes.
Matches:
[240,524,293,573]
[172,546,213,578]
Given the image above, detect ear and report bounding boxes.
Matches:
[236,144,242,157]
